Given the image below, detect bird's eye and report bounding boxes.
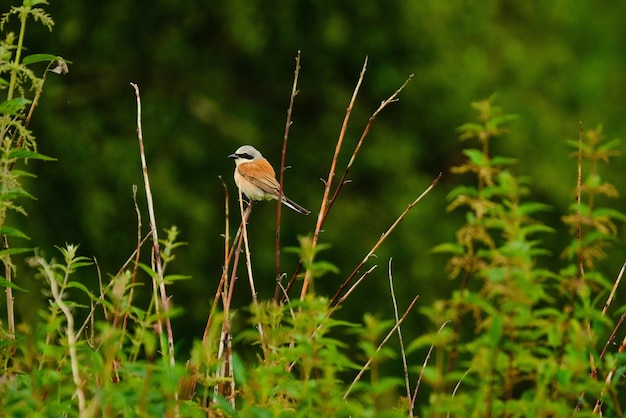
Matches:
[240,153,253,160]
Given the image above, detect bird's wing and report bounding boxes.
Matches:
[237,159,280,196]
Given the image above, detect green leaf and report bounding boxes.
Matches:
[138,263,157,278]
[0,98,32,115]
[592,207,626,222]
[0,247,33,257]
[164,274,192,282]
[457,122,483,134]
[309,260,339,276]
[0,277,27,291]
[520,224,555,235]
[6,149,57,161]
[490,155,518,166]
[0,226,30,240]
[447,185,479,200]
[487,113,518,129]
[25,0,51,7]
[9,169,38,179]
[22,53,59,65]
[67,281,96,298]
[566,139,581,149]
[516,202,552,216]
[431,242,465,254]
[65,300,90,309]
[597,137,621,152]
[71,260,94,269]
[0,188,37,201]
[462,148,486,165]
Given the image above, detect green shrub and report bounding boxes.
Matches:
[1,2,625,417]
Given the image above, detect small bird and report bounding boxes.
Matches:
[228,145,311,215]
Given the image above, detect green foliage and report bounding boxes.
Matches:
[7,3,624,377]
[0,0,64,247]
[0,0,66,383]
[0,4,415,416]
[2,2,626,417]
[423,98,625,416]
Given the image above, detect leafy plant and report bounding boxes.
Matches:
[426,98,625,416]
[0,0,66,361]
[2,2,626,417]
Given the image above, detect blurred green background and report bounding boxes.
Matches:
[6,1,626,355]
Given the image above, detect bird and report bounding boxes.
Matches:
[228,145,311,215]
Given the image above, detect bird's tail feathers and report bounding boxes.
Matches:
[281,196,311,215]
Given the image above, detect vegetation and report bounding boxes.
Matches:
[2,1,626,417]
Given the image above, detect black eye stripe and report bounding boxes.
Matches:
[239,153,254,160]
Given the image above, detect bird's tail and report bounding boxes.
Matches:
[281,196,311,215]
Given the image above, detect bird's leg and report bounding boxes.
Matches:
[244,198,255,211]
[243,199,255,221]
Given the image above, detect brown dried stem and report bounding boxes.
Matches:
[330,172,442,308]
[275,51,302,302]
[131,82,175,367]
[321,74,413,226]
[299,57,368,301]
[388,259,412,416]
[343,294,420,400]
[238,189,268,357]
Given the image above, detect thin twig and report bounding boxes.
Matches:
[330,172,442,307]
[602,261,626,316]
[3,234,14,341]
[211,186,253,406]
[73,236,150,344]
[238,189,268,357]
[121,185,143,332]
[574,123,594,413]
[593,331,626,414]
[186,178,232,401]
[576,121,584,279]
[203,177,232,343]
[300,57,368,301]
[281,262,302,302]
[446,369,472,418]
[586,262,626,412]
[130,82,175,367]
[321,74,413,225]
[343,294,420,400]
[212,213,248,407]
[388,259,412,416]
[412,321,451,409]
[286,264,378,373]
[275,51,302,302]
[282,68,413,303]
[332,265,377,309]
[225,206,250,314]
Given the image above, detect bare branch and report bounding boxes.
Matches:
[330,172,442,307]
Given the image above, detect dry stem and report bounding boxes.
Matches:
[343,294,420,399]
[275,51,302,302]
[321,74,414,225]
[130,82,175,367]
[388,259,412,416]
[238,190,268,357]
[412,321,450,409]
[284,60,413,302]
[299,57,368,300]
[330,172,442,307]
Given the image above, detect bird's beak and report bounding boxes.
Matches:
[228,153,238,159]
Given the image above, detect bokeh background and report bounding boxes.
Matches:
[6,0,626,364]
